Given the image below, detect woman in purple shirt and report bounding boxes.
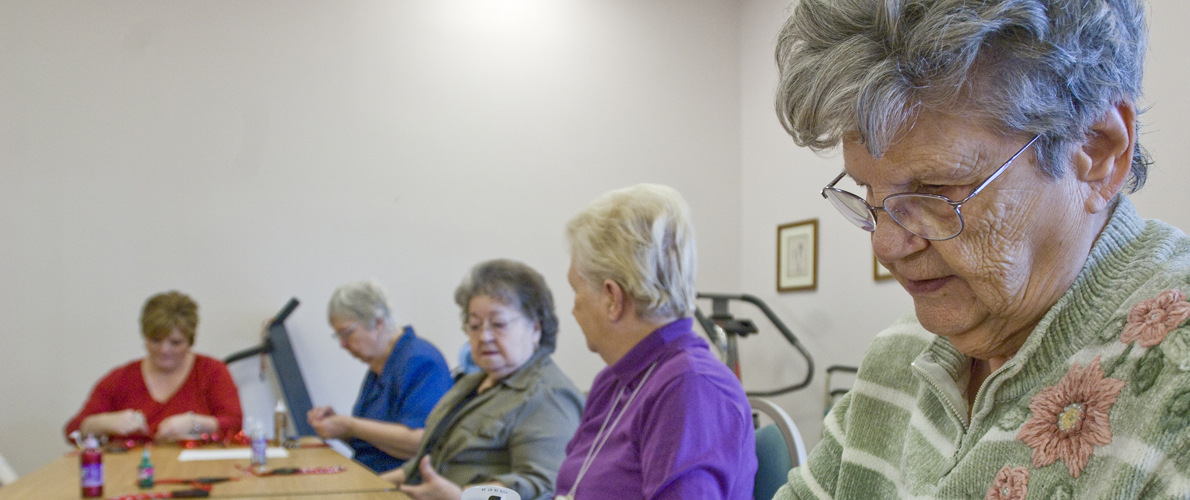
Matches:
[556,184,757,500]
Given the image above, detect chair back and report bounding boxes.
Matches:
[749,397,807,500]
[754,424,791,500]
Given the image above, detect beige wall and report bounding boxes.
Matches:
[0,0,743,474]
[2,0,1187,479]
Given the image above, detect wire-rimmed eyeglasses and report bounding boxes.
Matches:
[464,316,525,338]
[331,321,361,342]
[820,134,1041,241]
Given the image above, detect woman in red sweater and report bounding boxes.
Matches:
[65,291,242,444]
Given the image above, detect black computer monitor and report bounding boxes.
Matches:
[225,298,316,437]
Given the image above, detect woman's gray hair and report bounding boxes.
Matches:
[776,0,1151,192]
[567,184,697,321]
[454,259,559,353]
[327,279,396,330]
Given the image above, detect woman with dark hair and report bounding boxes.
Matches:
[65,291,242,444]
[383,259,584,500]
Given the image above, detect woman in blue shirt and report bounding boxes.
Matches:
[307,279,453,473]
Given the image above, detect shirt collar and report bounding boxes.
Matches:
[377,325,416,381]
[454,348,550,394]
[609,317,694,382]
[498,349,551,390]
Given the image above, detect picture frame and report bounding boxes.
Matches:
[874,255,895,281]
[777,219,818,292]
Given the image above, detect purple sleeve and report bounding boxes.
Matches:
[639,374,757,500]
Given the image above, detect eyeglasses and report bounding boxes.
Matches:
[464,316,524,338]
[331,321,361,342]
[821,135,1040,241]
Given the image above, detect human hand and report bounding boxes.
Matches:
[154,412,197,441]
[308,413,351,440]
[399,456,463,500]
[96,409,148,436]
[307,405,335,423]
[380,467,407,485]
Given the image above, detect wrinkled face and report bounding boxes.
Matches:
[568,259,607,357]
[465,295,541,379]
[847,113,1093,359]
[144,327,192,373]
[330,315,377,363]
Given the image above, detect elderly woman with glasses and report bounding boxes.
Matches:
[554,184,757,500]
[307,279,452,474]
[382,259,584,500]
[773,0,1190,499]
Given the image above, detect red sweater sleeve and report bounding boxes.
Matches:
[194,355,243,436]
[63,356,244,443]
[64,360,143,443]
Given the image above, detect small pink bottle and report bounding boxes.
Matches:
[79,434,104,498]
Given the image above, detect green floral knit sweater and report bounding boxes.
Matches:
[775,198,1190,500]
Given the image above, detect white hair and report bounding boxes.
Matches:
[327,279,396,329]
[567,184,697,321]
[776,0,1150,191]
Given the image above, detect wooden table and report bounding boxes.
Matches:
[0,444,410,499]
[236,494,408,500]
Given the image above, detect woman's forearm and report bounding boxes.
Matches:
[77,413,114,437]
[190,412,219,434]
[347,418,424,459]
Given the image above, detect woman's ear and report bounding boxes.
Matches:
[1074,101,1136,214]
[602,279,627,322]
[531,320,543,345]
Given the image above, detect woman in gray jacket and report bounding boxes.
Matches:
[382,259,584,500]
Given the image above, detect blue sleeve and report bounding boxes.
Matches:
[391,344,452,429]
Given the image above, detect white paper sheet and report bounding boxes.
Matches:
[176,448,290,461]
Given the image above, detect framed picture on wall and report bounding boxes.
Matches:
[777,219,818,292]
[874,255,895,281]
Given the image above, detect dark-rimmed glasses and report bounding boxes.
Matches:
[821,134,1040,241]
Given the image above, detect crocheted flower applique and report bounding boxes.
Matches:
[1016,357,1125,478]
[1163,389,1190,436]
[1120,289,1190,347]
[1133,347,1165,393]
[996,406,1030,431]
[1049,483,1074,500]
[985,466,1029,500]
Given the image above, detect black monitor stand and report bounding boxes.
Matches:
[224,298,316,437]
